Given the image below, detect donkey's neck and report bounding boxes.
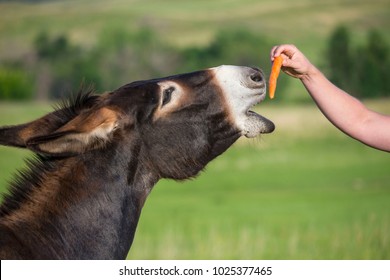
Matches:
[1,144,157,259]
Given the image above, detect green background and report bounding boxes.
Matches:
[0,0,389,259]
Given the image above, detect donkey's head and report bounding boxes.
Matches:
[0,65,274,180]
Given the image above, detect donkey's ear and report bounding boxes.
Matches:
[26,107,122,156]
[0,110,71,148]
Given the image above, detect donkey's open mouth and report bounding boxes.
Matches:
[212,65,275,138]
[242,93,275,138]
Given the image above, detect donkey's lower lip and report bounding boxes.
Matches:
[244,110,275,137]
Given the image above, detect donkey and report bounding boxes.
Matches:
[0,65,274,259]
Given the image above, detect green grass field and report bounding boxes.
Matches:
[1,0,389,103]
[1,0,389,62]
[128,100,390,259]
[0,99,389,259]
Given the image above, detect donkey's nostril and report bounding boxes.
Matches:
[250,72,263,83]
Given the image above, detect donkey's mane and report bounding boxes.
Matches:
[0,87,100,218]
[52,86,100,123]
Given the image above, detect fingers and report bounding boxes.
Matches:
[269,44,315,79]
[270,44,298,61]
[270,45,278,61]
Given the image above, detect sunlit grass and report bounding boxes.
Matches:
[128,138,390,259]
[0,0,389,57]
[1,92,389,261]
[127,100,390,259]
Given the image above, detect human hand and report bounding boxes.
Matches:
[270,44,316,79]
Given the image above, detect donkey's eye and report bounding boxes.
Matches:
[162,87,174,106]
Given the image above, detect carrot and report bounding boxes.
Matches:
[269,56,283,99]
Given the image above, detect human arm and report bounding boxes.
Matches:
[270,44,390,152]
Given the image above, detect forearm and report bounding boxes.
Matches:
[300,67,366,134]
[300,67,390,151]
[271,44,390,151]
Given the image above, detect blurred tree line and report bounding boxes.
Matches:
[326,26,390,98]
[0,25,388,101]
[0,28,282,100]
